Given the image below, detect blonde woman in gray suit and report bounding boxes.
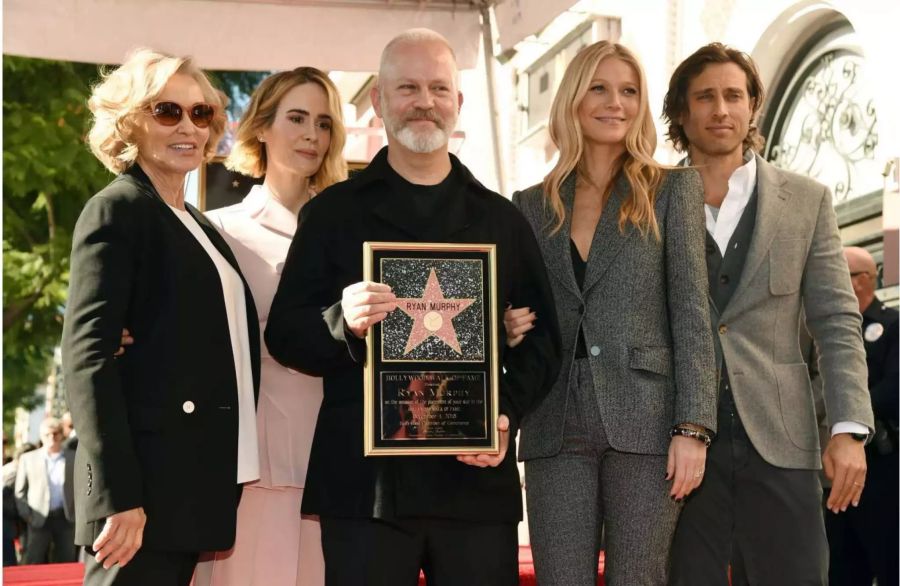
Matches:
[506,41,717,585]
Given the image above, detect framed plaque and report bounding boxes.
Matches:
[363,242,499,456]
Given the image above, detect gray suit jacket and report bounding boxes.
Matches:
[14,448,75,527]
[515,169,717,459]
[714,156,873,469]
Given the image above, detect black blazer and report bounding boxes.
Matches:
[61,164,260,552]
[266,148,561,522]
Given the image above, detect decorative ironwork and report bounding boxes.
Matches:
[768,50,880,203]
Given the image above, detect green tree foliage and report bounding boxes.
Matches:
[3,56,111,424]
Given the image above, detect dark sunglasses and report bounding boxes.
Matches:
[150,102,216,128]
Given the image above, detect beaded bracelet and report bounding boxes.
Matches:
[670,426,713,447]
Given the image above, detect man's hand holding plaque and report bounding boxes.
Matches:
[342,281,397,339]
[456,415,510,468]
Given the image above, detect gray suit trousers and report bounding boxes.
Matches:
[526,359,680,586]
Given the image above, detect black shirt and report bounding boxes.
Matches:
[570,239,589,358]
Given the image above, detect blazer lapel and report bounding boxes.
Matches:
[582,176,634,294]
[246,186,298,239]
[542,174,582,300]
[721,155,790,320]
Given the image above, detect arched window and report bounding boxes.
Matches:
[763,21,880,204]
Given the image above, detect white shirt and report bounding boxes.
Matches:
[167,204,260,483]
[44,449,65,511]
[706,155,868,439]
[705,156,757,255]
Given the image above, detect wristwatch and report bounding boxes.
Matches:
[849,432,868,442]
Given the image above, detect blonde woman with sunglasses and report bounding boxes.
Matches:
[62,49,261,586]
[505,41,717,585]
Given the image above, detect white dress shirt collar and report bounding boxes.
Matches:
[704,154,757,255]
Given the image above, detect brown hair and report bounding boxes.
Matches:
[544,41,662,238]
[662,42,766,153]
[226,67,347,190]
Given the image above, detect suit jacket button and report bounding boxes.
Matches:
[182,401,196,414]
[718,324,728,334]
[590,345,601,357]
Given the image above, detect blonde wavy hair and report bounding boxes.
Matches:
[544,41,663,239]
[87,48,228,174]
[225,68,347,191]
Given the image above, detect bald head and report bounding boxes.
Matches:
[379,28,458,83]
[844,246,878,312]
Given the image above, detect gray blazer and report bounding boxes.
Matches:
[14,448,75,527]
[713,156,873,470]
[514,169,717,459]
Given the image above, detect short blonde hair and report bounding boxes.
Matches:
[226,67,347,191]
[544,41,663,239]
[87,48,228,174]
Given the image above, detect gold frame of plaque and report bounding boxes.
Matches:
[363,242,500,456]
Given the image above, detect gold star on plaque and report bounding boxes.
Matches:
[396,268,475,355]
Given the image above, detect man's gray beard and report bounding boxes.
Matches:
[394,124,450,153]
[381,101,455,154]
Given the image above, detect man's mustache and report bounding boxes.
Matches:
[403,108,445,129]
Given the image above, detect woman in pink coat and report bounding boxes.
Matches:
[194,67,347,586]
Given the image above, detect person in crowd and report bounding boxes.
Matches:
[13,417,77,564]
[503,40,716,585]
[660,42,873,585]
[192,66,347,586]
[60,413,78,451]
[62,48,261,586]
[4,443,39,565]
[2,439,19,566]
[265,28,561,585]
[824,246,897,586]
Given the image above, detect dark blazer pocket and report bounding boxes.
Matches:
[775,363,819,451]
[629,346,672,377]
[769,238,809,295]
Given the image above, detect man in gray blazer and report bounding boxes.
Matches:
[662,43,874,585]
[14,417,77,563]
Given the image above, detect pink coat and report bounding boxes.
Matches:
[207,186,323,489]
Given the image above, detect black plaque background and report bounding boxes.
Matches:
[367,245,497,454]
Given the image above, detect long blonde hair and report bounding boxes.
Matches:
[544,41,662,238]
[226,67,347,191]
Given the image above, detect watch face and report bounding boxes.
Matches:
[850,433,868,442]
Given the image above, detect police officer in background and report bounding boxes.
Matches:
[826,246,898,586]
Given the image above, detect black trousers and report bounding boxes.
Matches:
[825,449,899,586]
[320,516,518,586]
[23,509,77,564]
[83,547,199,586]
[670,392,828,586]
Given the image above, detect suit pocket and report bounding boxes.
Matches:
[775,363,819,451]
[629,346,672,377]
[769,238,809,295]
